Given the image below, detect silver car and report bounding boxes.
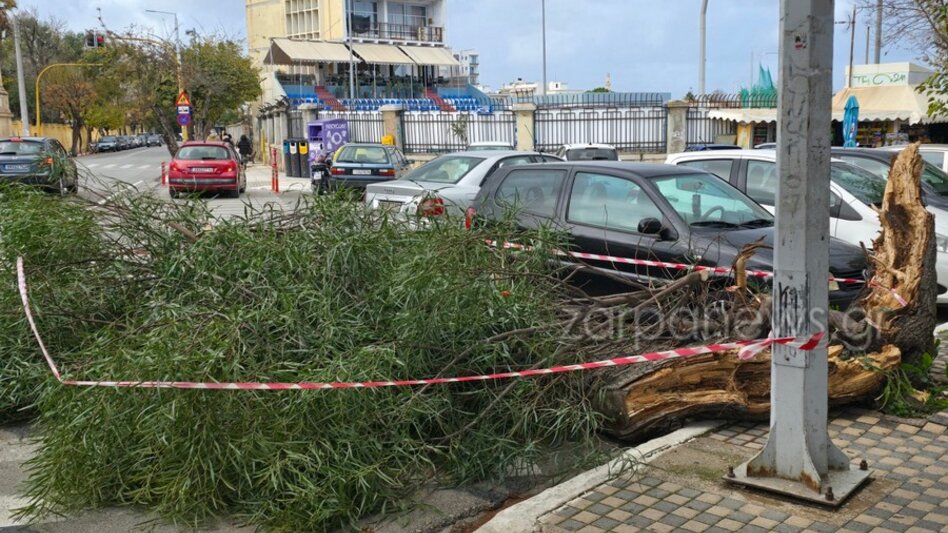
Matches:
[364,150,561,218]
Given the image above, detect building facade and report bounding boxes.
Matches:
[453,49,478,86]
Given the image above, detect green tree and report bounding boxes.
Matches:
[181,38,261,140]
[587,87,611,93]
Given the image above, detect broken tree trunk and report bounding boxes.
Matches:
[591,144,936,440]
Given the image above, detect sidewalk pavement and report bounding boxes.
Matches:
[484,339,948,533]
[243,163,310,193]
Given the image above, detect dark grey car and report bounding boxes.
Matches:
[0,137,78,193]
[326,144,412,191]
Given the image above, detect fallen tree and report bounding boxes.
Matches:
[593,143,937,439]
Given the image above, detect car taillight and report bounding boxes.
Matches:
[465,207,476,230]
[330,167,345,175]
[417,196,445,217]
[169,161,180,171]
[379,168,396,177]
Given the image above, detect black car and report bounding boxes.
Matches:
[469,162,867,307]
[0,137,79,193]
[831,147,948,209]
[146,134,162,147]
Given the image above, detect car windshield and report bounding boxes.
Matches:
[840,153,948,196]
[830,163,887,206]
[335,145,389,164]
[0,141,44,155]
[100,136,117,142]
[651,172,773,227]
[403,156,485,184]
[566,148,618,161]
[176,146,231,160]
[468,145,510,151]
[922,163,948,195]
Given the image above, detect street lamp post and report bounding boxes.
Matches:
[12,15,29,136]
[541,0,547,97]
[699,0,708,95]
[145,9,187,141]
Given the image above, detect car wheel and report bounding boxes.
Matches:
[229,186,240,199]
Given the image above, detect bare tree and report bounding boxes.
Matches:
[860,0,947,62]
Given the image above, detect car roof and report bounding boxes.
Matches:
[560,143,617,150]
[341,143,389,148]
[180,141,229,147]
[668,149,854,165]
[516,161,707,178]
[0,136,50,142]
[469,141,512,146]
[829,147,895,161]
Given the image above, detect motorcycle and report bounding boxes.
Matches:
[311,160,331,194]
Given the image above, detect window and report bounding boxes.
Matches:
[402,156,483,184]
[678,159,733,181]
[497,156,534,168]
[351,1,377,33]
[335,145,390,164]
[495,168,566,217]
[567,172,662,232]
[830,162,887,206]
[389,2,427,27]
[920,151,944,168]
[565,147,618,161]
[538,155,562,163]
[176,146,232,160]
[651,173,772,226]
[836,155,891,179]
[744,160,777,206]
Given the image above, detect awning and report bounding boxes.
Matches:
[349,43,415,65]
[708,108,778,124]
[832,86,947,124]
[264,38,355,65]
[397,45,460,67]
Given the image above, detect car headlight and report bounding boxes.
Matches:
[937,233,948,253]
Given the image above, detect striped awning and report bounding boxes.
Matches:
[398,45,460,67]
[264,38,356,64]
[349,43,415,65]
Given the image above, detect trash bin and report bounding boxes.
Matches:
[297,140,310,177]
[288,139,301,177]
[283,140,293,176]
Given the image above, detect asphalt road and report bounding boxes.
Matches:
[76,146,308,219]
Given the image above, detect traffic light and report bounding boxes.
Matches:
[84,31,106,48]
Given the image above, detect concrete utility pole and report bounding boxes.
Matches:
[12,15,29,136]
[699,0,708,95]
[726,0,869,505]
[874,0,882,63]
[347,0,356,101]
[541,0,548,96]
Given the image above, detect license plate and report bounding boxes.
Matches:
[378,200,402,211]
[5,164,29,171]
[352,169,372,175]
[190,167,215,173]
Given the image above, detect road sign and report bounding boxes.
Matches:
[177,105,191,115]
[177,114,191,127]
[175,91,192,107]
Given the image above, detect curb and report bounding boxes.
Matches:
[476,420,726,533]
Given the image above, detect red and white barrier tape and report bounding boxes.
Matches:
[487,240,907,307]
[17,257,823,391]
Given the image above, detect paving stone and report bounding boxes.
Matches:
[681,519,710,532]
[666,494,689,506]
[658,513,688,528]
[586,503,612,516]
[809,521,839,533]
[611,525,638,533]
[556,518,585,531]
[571,511,600,524]
[784,515,814,528]
[605,508,632,522]
[718,497,745,510]
[716,518,745,530]
[685,500,712,513]
[590,516,620,530]
[773,523,803,533]
[762,509,790,523]
[652,500,678,513]
[618,501,645,514]
[750,516,780,530]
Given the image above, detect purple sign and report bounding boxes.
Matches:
[307,119,349,165]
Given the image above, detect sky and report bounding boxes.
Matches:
[23,0,920,96]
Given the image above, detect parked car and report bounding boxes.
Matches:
[94,135,119,152]
[146,134,163,147]
[829,147,948,303]
[135,135,148,147]
[167,141,246,199]
[468,162,868,307]
[665,150,886,246]
[753,143,776,149]
[323,143,412,192]
[466,141,515,151]
[555,143,619,161]
[365,150,562,217]
[879,144,948,174]
[685,143,742,151]
[0,136,78,193]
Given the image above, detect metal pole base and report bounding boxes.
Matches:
[725,463,870,508]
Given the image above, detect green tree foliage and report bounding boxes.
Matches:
[181,38,262,140]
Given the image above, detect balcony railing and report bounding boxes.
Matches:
[352,22,443,43]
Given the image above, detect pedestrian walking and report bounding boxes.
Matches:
[237,134,253,167]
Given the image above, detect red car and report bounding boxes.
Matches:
[168,141,246,198]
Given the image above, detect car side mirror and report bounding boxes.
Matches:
[638,217,663,235]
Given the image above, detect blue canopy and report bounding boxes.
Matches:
[842,95,860,148]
